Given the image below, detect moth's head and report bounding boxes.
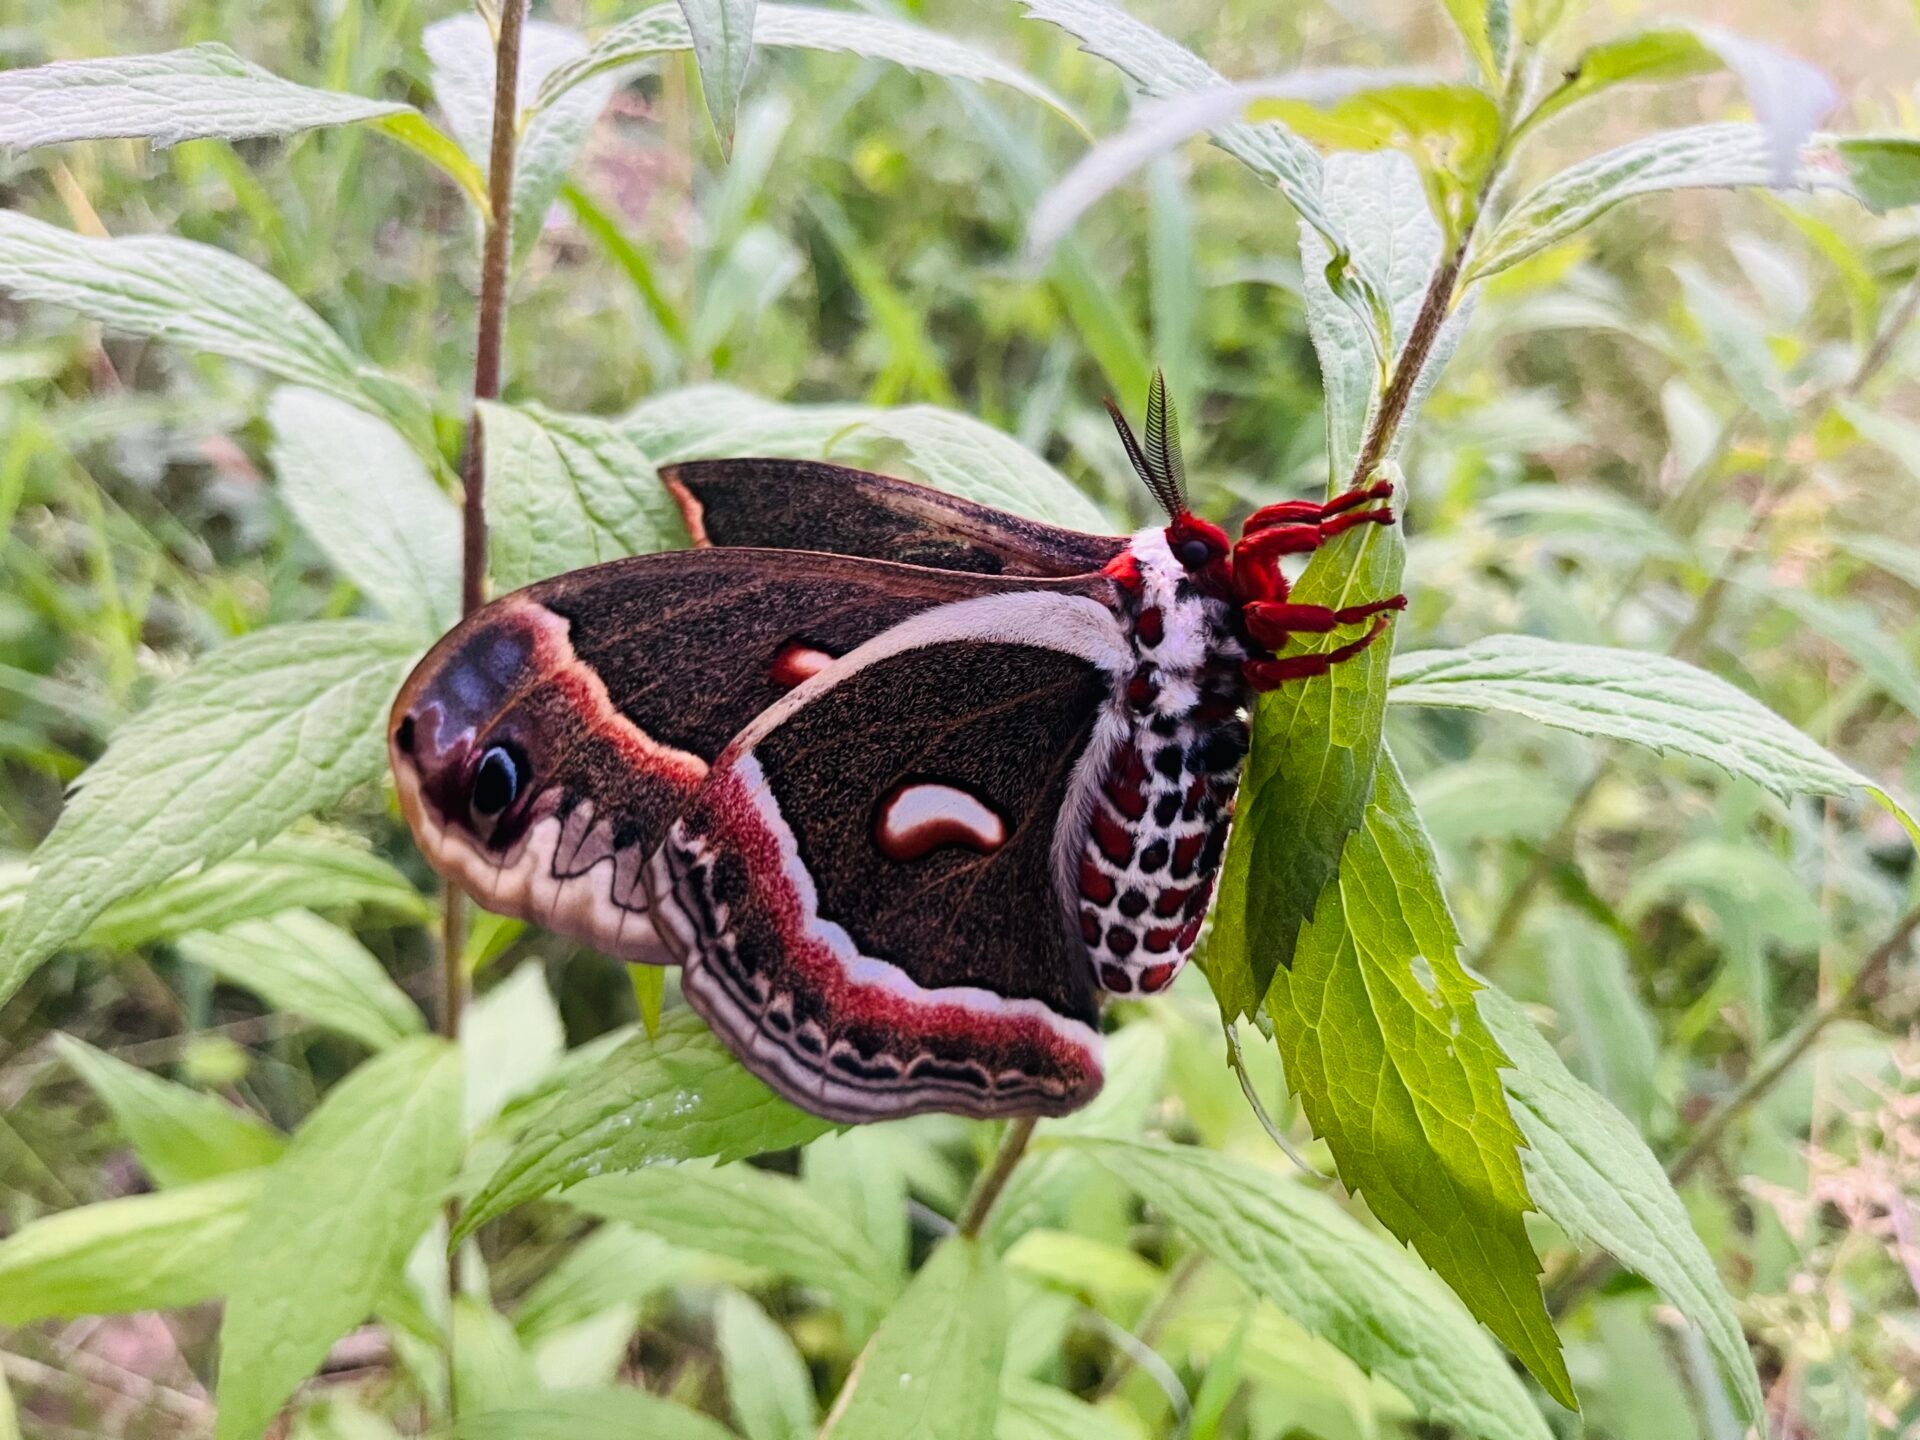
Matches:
[1163,511,1232,588]
[389,605,552,858]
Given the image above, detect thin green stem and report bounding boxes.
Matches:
[956,1117,1038,1240]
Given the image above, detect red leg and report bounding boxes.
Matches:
[1242,481,1395,537]
[1243,614,1396,691]
[1244,595,1407,649]
[1231,508,1396,603]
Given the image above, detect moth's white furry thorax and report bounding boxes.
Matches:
[1127,525,1219,677]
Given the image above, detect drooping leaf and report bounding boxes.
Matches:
[1479,986,1764,1424]
[482,401,687,590]
[1255,754,1571,1405]
[714,1288,819,1440]
[818,1238,1005,1440]
[1467,124,1874,282]
[1388,633,1920,843]
[1020,0,1334,245]
[176,910,426,1052]
[0,212,430,446]
[563,1164,896,1316]
[269,388,461,635]
[452,1390,736,1440]
[1025,72,1425,264]
[0,621,420,1008]
[54,1035,284,1188]
[535,3,1081,133]
[0,1172,265,1325]
[456,1009,833,1240]
[423,16,621,261]
[620,385,1109,530]
[216,1037,464,1440]
[1074,1140,1552,1440]
[0,43,406,150]
[679,0,758,153]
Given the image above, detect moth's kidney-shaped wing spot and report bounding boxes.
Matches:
[648,591,1135,1122]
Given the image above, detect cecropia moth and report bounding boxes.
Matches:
[389,375,1404,1121]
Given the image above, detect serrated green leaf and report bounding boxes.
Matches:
[423,16,619,265]
[0,826,429,953]
[452,1390,736,1440]
[715,1288,819,1440]
[680,0,757,153]
[1257,753,1570,1405]
[0,212,429,447]
[1207,495,1404,1012]
[457,1009,833,1239]
[564,1163,896,1316]
[0,43,407,151]
[217,1037,464,1440]
[483,401,687,590]
[0,621,420,1009]
[820,1237,1005,1440]
[54,1035,283,1187]
[0,1171,264,1324]
[1479,986,1763,1424]
[177,910,425,1052]
[1468,124,1868,282]
[1074,1139,1552,1440]
[1388,633,1920,844]
[269,388,461,635]
[620,385,1109,530]
[535,3,1081,133]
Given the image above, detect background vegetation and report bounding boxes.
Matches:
[2,0,1920,1437]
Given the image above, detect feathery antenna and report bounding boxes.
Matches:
[1104,369,1188,520]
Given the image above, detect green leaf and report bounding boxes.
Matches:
[1388,633,1920,844]
[452,1390,736,1440]
[482,401,687,591]
[1439,0,1502,83]
[1255,753,1571,1405]
[0,1171,264,1324]
[457,1009,833,1240]
[1206,490,1404,1011]
[54,1034,284,1187]
[715,1288,819,1440]
[423,16,620,264]
[0,826,430,953]
[269,388,461,635]
[1026,71,1424,264]
[217,1037,464,1440]
[680,0,757,153]
[460,961,565,1133]
[1521,29,1721,135]
[0,621,420,1008]
[1833,136,1920,212]
[511,1224,708,1343]
[0,43,407,150]
[0,212,428,446]
[1773,587,1920,720]
[1479,986,1764,1424]
[1542,915,1660,1131]
[366,110,490,210]
[819,1238,1005,1440]
[535,3,1082,133]
[1020,0,1334,245]
[996,1379,1133,1440]
[1074,1140,1552,1440]
[176,910,426,1052]
[565,1163,896,1315]
[1467,124,1870,282]
[620,385,1108,530]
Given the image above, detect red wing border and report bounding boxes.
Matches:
[648,591,1133,1121]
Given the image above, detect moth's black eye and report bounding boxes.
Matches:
[470,745,521,821]
[1175,538,1214,570]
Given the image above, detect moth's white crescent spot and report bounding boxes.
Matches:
[768,641,836,688]
[875,782,1008,862]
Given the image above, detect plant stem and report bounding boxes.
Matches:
[956,1117,1037,1239]
[1346,245,1467,491]
[443,0,528,1048]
